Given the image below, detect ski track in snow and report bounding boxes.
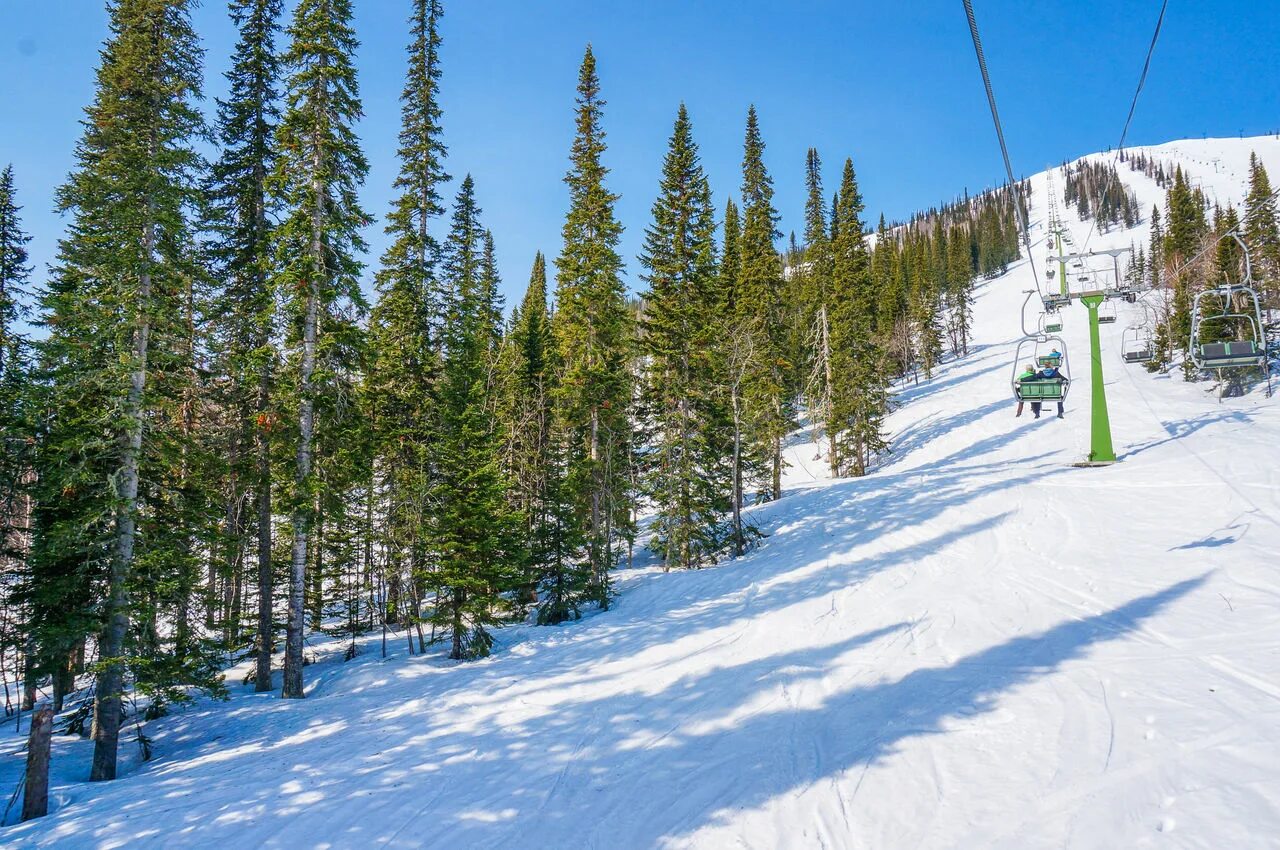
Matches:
[3,136,1280,849]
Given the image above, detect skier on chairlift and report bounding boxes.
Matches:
[1015,363,1035,417]
[1038,363,1068,419]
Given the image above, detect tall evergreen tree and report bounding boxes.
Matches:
[495,252,563,616]
[0,165,32,706]
[551,46,633,609]
[736,106,789,500]
[1243,153,1280,302]
[0,166,28,372]
[716,198,760,556]
[828,158,889,476]
[271,0,370,698]
[1163,167,1206,379]
[431,177,523,658]
[33,0,209,781]
[638,105,728,569]
[797,148,839,475]
[206,0,283,691]
[365,0,449,661]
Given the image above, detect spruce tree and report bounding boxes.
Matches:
[431,177,523,658]
[828,158,889,476]
[1164,168,1206,379]
[0,165,32,704]
[638,105,728,569]
[551,46,633,609]
[495,252,562,616]
[1244,153,1280,303]
[737,106,789,500]
[271,0,370,698]
[797,148,839,475]
[206,0,282,690]
[716,198,760,556]
[944,224,975,356]
[365,0,448,660]
[0,166,27,372]
[34,0,209,780]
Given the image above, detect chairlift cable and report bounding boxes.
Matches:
[1078,0,1169,255]
[960,0,1040,295]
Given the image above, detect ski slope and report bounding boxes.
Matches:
[4,137,1280,849]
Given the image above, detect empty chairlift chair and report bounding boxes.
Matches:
[1097,301,1118,324]
[1121,327,1154,364]
[1190,287,1267,371]
[1189,278,1273,398]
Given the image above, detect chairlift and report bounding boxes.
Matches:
[1035,311,1064,335]
[1121,327,1153,364]
[1012,336,1071,403]
[1189,280,1272,398]
[1098,301,1117,324]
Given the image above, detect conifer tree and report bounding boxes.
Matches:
[431,177,523,658]
[828,158,889,476]
[551,46,633,609]
[1244,153,1280,303]
[719,200,742,312]
[495,252,562,614]
[716,198,760,556]
[1163,168,1206,379]
[33,0,209,780]
[206,0,282,691]
[0,166,27,375]
[944,225,975,356]
[737,106,789,499]
[271,0,370,698]
[638,105,728,569]
[0,166,32,701]
[797,148,839,475]
[365,0,449,659]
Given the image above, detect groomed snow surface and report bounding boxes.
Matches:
[4,136,1280,848]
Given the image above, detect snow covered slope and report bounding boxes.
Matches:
[4,137,1280,849]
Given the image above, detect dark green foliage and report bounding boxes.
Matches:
[1063,159,1140,231]
[828,158,889,476]
[30,0,220,779]
[638,105,730,569]
[430,177,524,659]
[551,46,634,610]
[365,0,449,658]
[736,106,789,501]
[205,0,283,684]
[271,0,371,698]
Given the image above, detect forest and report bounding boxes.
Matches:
[0,0,1031,782]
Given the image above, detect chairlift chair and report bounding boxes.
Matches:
[1189,282,1273,399]
[1098,301,1118,324]
[1121,327,1153,364]
[1190,286,1267,371]
[1012,336,1071,403]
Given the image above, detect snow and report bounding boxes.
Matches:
[4,136,1280,848]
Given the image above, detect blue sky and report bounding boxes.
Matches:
[3,0,1278,311]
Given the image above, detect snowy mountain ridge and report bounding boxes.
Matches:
[3,134,1280,849]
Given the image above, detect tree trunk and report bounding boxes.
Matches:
[820,304,838,477]
[254,372,273,691]
[22,706,52,821]
[283,93,327,699]
[283,274,318,699]
[91,209,153,781]
[589,407,601,594]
